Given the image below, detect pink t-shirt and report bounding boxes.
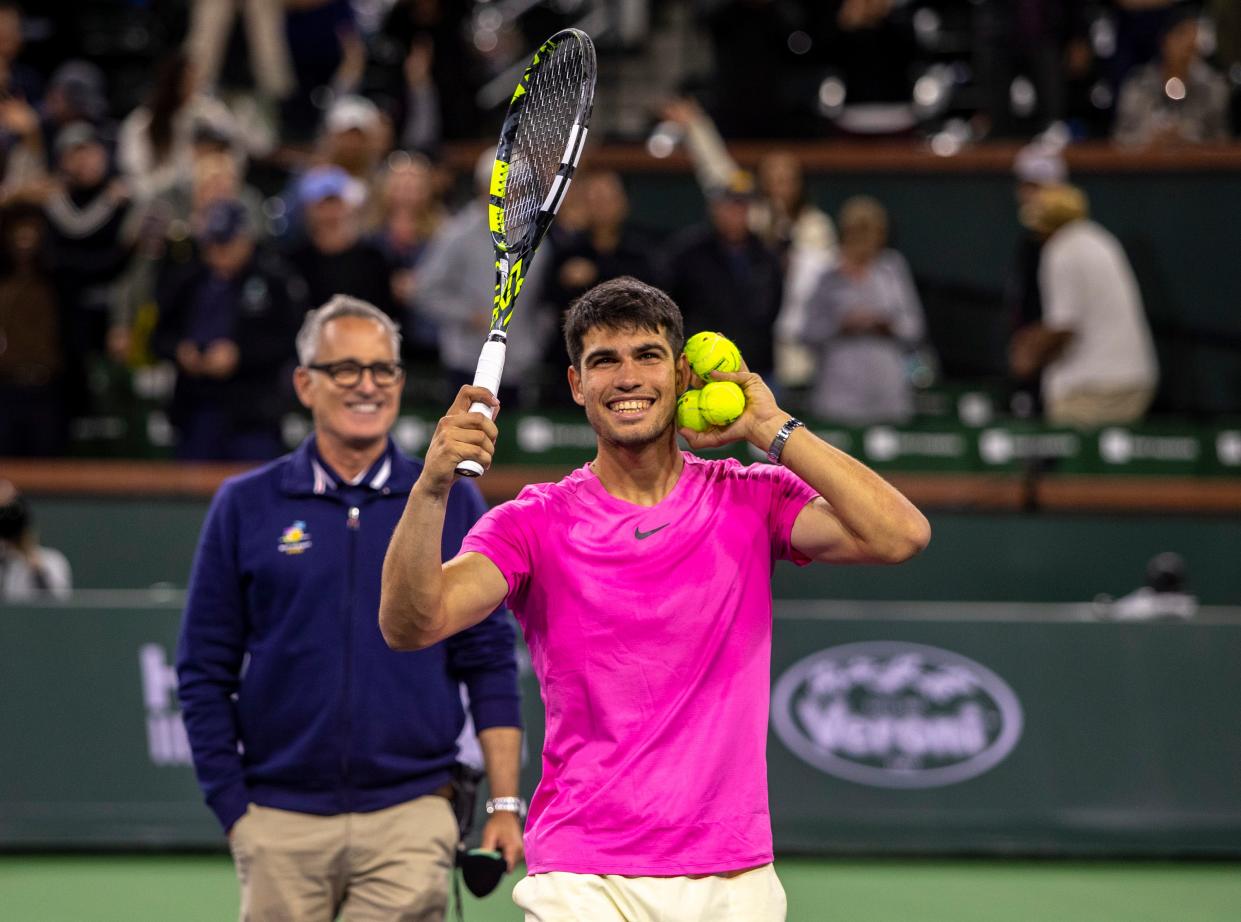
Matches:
[459,453,818,875]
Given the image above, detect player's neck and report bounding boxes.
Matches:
[315,433,388,484]
[590,436,684,507]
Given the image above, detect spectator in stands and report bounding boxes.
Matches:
[43,122,132,416]
[539,170,658,404]
[0,479,70,600]
[322,94,389,185]
[661,97,837,390]
[276,95,389,244]
[1004,139,1069,415]
[397,37,440,155]
[796,195,926,425]
[1110,0,1181,95]
[38,61,109,170]
[152,199,301,461]
[376,0,477,141]
[176,297,521,921]
[117,51,255,202]
[0,203,65,455]
[185,0,294,117]
[545,170,657,315]
[367,152,443,360]
[1010,184,1158,427]
[702,0,819,136]
[114,147,266,365]
[281,0,366,142]
[0,93,47,202]
[1113,4,1231,146]
[823,0,919,112]
[415,149,551,406]
[0,1,41,104]
[663,171,782,379]
[287,165,398,322]
[972,0,1093,138]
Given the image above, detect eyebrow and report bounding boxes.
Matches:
[583,341,670,364]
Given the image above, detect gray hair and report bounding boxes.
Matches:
[295,295,402,366]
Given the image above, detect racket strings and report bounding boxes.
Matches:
[505,40,586,245]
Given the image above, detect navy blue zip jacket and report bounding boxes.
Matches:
[176,436,520,832]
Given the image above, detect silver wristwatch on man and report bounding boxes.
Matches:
[485,796,527,819]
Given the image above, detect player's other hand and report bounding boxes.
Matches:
[480,811,525,872]
[678,363,786,452]
[420,386,500,495]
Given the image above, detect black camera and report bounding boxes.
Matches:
[449,763,508,899]
[456,847,506,898]
[0,495,29,542]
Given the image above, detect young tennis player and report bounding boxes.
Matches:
[380,276,930,921]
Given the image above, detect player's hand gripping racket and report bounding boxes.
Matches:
[457,28,597,477]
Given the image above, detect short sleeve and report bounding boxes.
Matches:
[1039,234,1081,331]
[765,464,819,565]
[458,490,541,611]
[728,460,817,566]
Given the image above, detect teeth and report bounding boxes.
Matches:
[349,403,379,413]
[611,400,651,413]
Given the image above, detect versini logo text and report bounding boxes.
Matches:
[771,642,1023,788]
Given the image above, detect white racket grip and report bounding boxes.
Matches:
[470,336,508,401]
[456,335,508,477]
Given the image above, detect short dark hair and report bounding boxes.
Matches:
[563,277,685,368]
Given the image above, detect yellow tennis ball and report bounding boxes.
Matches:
[683,331,742,381]
[676,389,708,432]
[699,381,746,427]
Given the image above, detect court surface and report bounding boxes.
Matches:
[3,855,1238,921]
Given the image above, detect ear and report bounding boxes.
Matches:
[676,352,691,394]
[567,364,585,407]
[293,366,314,410]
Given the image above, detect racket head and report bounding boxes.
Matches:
[487,29,596,260]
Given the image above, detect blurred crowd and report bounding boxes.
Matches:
[0,0,1225,461]
[699,0,1236,144]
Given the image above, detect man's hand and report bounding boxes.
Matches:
[840,309,892,336]
[176,341,204,376]
[404,37,434,89]
[679,364,787,453]
[420,386,500,497]
[202,339,240,378]
[479,811,524,872]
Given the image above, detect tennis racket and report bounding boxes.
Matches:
[457,28,597,477]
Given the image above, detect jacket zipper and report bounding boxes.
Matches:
[341,504,360,810]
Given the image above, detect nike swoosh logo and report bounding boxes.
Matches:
[634,523,670,540]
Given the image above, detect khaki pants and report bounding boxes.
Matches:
[1046,385,1154,429]
[228,797,458,922]
[512,864,787,922]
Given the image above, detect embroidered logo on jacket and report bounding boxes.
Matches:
[278,521,312,555]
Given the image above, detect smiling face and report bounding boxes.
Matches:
[569,324,689,449]
[294,315,401,455]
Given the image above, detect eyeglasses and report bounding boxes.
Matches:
[307,360,405,388]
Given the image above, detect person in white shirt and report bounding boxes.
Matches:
[0,479,71,601]
[1009,184,1158,427]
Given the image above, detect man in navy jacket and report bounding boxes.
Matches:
[177,295,523,921]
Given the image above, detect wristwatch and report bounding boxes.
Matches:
[766,417,805,465]
[485,796,527,819]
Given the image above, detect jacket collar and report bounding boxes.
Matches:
[280,435,421,497]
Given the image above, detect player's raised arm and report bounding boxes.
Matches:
[680,367,931,565]
[380,386,510,650]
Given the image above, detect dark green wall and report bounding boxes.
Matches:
[5,604,1240,854]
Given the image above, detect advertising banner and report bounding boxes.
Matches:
[3,601,1239,855]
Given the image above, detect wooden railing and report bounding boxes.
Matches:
[440,140,1241,175]
[5,459,1241,514]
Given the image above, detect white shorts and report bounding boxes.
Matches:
[512,863,787,922]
